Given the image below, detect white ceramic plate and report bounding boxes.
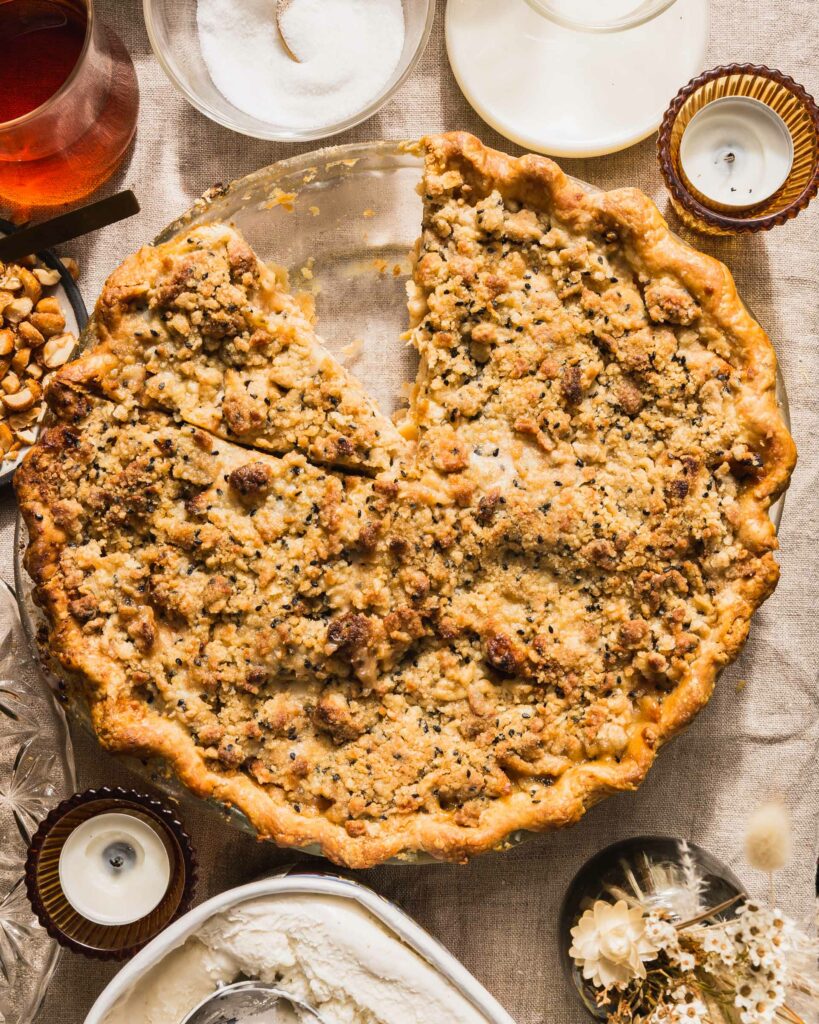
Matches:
[445,0,711,157]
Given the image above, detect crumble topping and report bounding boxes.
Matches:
[17,134,791,865]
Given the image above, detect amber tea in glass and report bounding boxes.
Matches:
[0,0,139,211]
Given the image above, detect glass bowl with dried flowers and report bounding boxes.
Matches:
[560,837,745,1020]
[560,835,817,1024]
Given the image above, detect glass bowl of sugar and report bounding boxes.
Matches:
[143,0,435,141]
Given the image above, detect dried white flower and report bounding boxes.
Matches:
[569,899,659,990]
[644,914,678,949]
[674,949,697,972]
[735,973,781,1024]
[699,926,738,966]
[745,800,791,874]
[644,913,694,971]
[723,903,792,1024]
[573,890,818,1024]
[727,902,787,950]
[648,986,710,1024]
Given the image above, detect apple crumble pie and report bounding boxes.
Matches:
[16,134,794,866]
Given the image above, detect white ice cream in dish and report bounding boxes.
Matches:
[196,0,406,132]
[100,893,492,1024]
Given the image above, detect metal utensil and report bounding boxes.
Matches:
[181,980,328,1024]
[0,190,140,264]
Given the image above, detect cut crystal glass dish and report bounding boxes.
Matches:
[12,142,789,861]
[0,582,76,1024]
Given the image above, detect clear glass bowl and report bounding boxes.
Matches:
[13,142,789,863]
[142,0,435,141]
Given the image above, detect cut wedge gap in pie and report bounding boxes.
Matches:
[16,133,795,868]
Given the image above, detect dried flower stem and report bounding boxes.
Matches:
[675,892,745,930]
[776,1005,806,1024]
[677,840,704,912]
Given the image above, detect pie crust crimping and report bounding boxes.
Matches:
[16,134,795,867]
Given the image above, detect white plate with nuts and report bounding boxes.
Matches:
[0,219,86,485]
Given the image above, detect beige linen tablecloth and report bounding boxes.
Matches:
[4,2,817,1021]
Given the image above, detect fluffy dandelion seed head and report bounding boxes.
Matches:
[745,801,791,874]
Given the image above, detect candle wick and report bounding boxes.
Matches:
[109,854,125,869]
[724,151,736,164]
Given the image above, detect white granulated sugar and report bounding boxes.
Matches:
[196,0,406,131]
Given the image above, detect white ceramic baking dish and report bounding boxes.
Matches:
[83,872,517,1024]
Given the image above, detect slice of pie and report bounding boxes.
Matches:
[55,223,406,474]
[16,133,795,867]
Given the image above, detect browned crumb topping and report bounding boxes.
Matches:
[17,136,789,862]
[397,164,773,731]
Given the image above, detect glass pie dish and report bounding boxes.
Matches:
[13,142,790,863]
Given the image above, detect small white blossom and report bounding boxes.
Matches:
[736,979,779,1024]
[643,912,696,971]
[728,903,784,949]
[676,997,709,1023]
[644,914,678,949]
[699,926,738,966]
[672,949,697,972]
[734,956,788,1024]
[653,985,710,1024]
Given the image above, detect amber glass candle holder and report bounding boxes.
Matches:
[25,787,196,961]
[658,64,819,235]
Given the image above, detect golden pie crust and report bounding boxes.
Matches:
[16,134,795,867]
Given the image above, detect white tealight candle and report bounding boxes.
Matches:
[58,812,171,926]
[680,97,794,209]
